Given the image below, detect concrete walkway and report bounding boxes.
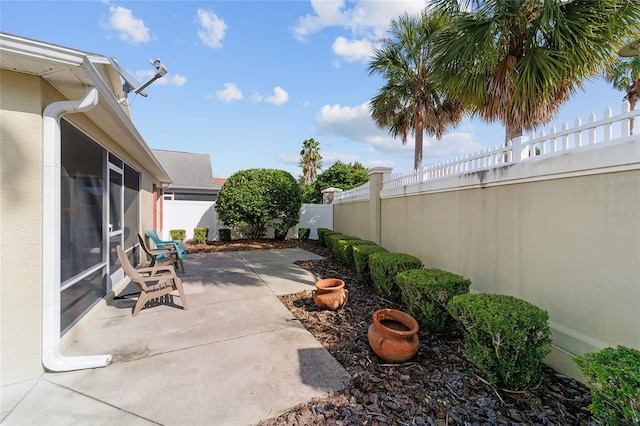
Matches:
[1,249,348,426]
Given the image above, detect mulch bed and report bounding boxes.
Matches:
[185,239,596,425]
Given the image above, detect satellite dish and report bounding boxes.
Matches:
[618,37,640,57]
[109,57,168,98]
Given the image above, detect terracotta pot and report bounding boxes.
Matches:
[312,278,348,310]
[368,309,419,363]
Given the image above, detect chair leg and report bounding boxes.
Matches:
[174,278,188,310]
[133,293,151,316]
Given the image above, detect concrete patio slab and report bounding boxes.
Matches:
[1,249,347,426]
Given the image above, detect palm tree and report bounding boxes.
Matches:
[605,55,640,133]
[299,138,322,184]
[430,0,640,146]
[368,11,465,170]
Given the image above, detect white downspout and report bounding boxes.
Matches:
[42,86,112,371]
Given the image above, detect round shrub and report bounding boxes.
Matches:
[447,293,551,390]
[396,268,471,333]
[216,168,301,239]
[369,252,423,301]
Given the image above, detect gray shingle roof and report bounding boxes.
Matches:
[152,149,216,190]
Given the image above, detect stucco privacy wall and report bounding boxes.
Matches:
[0,69,160,385]
[1,70,46,383]
[333,200,370,240]
[333,141,640,380]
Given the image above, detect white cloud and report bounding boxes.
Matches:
[135,70,186,87]
[104,5,150,45]
[215,83,243,102]
[293,0,429,62]
[315,100,485,163]
[265,86,289,105]
[321,151,361,165]
[276,153,299,165]
[197,9,227,49]
[332,36,374,62]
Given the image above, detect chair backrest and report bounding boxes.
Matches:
[116,245,142,280]
[138,234,154,259]
[146,229,162,246]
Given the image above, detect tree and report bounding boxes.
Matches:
[216,169,302,239]
[302,161,369,204]
[605,55,640,133]
[368,11,465,170]
[430,0,640,145]
[299,138,322,184]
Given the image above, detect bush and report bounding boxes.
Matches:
[331,237,362,262]
[396,269,471,333]
[298,228,310,240]
[339,240,377,267]
[216,168,302,239]
[169,229,186,241]
[369,252,423,301]
[302,161,370,204]
[219,228,231,242]
[353,245,388,283]
[317,229,334,247]
[574,346,640,425]
[325,233,349,252]
[193,227,208,244]
[447,293,552,390]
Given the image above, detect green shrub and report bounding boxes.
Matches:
[396,268,471,333]
[298,228,311,240]
[340,240,377,267]
[574,346,640,425]
[353,245,388,283]
[219,228,231,242]
[369,252,423,301]
[216,168,301,239]
[325,233,350,252]
[447,293,551,390]
[169,229,186,241]
[194,227,208,244]
[331,237,362,262]
[319,230,336,247]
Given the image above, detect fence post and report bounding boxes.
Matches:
[368,167,392,245]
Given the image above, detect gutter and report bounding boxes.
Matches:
[42,85,112,371]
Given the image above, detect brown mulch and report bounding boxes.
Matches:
[186,239,596,426]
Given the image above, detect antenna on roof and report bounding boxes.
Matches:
[109,57,168,98]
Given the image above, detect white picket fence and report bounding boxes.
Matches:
[333,181,370,203]
[349,100,639,192]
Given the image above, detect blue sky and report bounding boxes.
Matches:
[1,0,631,178]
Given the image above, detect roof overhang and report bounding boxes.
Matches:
[0,32,171,184]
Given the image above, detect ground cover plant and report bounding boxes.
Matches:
[184,239,595,424]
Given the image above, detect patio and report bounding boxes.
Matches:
[1,249,348,426]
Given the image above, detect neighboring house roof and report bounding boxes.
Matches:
[0,32,171,184]
[212,177,227,189]
[152,149,216,191]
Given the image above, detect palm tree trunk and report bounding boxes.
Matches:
[414,124,423,170]
[504,123,523,162]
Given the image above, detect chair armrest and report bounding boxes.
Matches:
[137,265,177,279]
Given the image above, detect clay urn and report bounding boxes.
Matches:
[312,278,348,311]
[368,309,419,363]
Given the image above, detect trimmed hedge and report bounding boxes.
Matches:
[298,228,310,240]
[340,240,377,267]
[447,293,551,390]
[353,245,388,283]
[369,252,423,301]
[194,227,208,244]
[331,236,362,262]
[317,228,331,245]
[169,229,186,241]
[318,229,336,247]
[396,268,471,333]
[326,233,355,253]
[575,346,640,425]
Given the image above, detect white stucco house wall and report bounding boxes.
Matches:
[0,33,172,386]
